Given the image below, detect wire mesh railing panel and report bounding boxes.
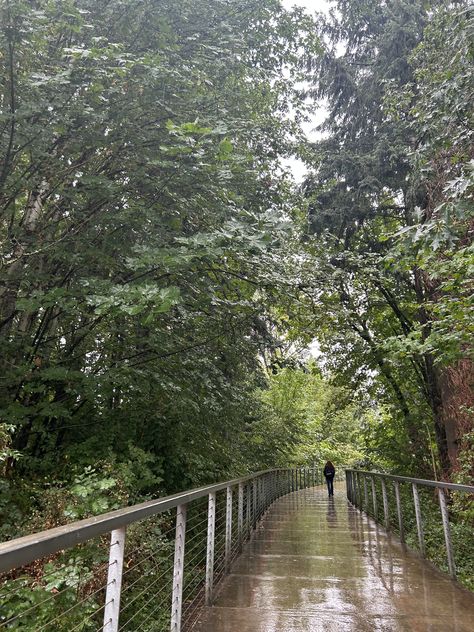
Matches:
[117,509,176,632]
[450,489,474,590]
[212,488,228,587]
[180,496,209,631]
[0,534,111,631]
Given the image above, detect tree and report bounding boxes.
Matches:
[299,0,472,478]
[0,0,317,487]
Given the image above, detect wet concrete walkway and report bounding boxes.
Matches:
[194,484,474,632]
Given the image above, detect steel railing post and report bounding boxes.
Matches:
[356,472,362,510]
[170,504,187,632]
[345,470,350,501]
[225,486,233,571]
[381,478,390,529]
[393,481,405,543]
[205,492,216,605]
[246,482,251,538]
[103,527,126,632]
[412,483,425,556]
[238,483,244,552]
[363,476,369,510]
[252,479,257,529]
[438,488,456,578]
[371,476,377,518]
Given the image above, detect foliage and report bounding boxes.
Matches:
[297,0,473,478]
[0,0,318,505]
[254,365,367,468]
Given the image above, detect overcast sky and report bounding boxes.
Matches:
[282,0,329,11]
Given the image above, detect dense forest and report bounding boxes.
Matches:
[0,0,472,549]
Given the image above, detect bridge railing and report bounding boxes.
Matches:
[345,469,474,580]
[0,466,321,632]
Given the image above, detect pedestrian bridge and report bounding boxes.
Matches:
[0,469,473,631]
[194,485,474,631]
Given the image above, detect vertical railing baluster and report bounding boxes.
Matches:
[393,481,404,543]
[412,483,425,557]
[103,527,126,632]
[237,482,244,552]
[246,482,251,538]
[205,492,216,605]
[438,487,456,578]
[381,478,390,530]
[170,504,187,632]
[356,472,362,510]
[253,479,257,529]
[225,486,233,571]
[363,476,369,510]
[371,476,377,518]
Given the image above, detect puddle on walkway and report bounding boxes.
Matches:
[192,484,474,632]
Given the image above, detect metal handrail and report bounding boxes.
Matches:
[0,468,282,574]
[0,466,323,632]
[345,469,474,493]
[345,468,473,581]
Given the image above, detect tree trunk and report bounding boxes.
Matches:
[438,359,474,476]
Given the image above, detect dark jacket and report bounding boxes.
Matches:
[323,464,335,479]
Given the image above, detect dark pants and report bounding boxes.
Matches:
[325,475,334,495]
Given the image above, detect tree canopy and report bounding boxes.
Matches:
[0,0,472,546]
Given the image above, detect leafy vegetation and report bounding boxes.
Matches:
[0,0,472,622]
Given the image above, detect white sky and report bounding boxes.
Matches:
[282,0,329,11]
[280,0,331,181]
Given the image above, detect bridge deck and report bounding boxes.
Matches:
[193,484,474,632]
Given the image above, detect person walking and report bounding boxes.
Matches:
[323,461,335,496]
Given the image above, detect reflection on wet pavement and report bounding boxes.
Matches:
[193,484,474,631]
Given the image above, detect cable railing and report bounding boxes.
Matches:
[345,469,474,581]
[0,467,323,632]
